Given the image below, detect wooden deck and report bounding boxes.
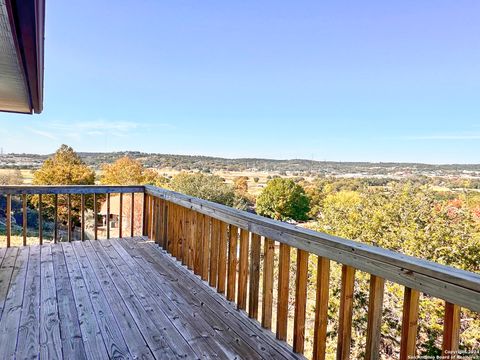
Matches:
[0,237,302,360]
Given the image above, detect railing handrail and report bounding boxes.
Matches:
[145,185,480,312]
[0,185,144,194]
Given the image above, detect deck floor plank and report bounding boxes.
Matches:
[16,245,41,360]
[51,244,88,360]
[112,238,262,360]
[0,246,29,358]
[121,238,303,360]
[39,245,63,359]
[0,237,303,360]
[80,240,178,359]
[70,241,153,360]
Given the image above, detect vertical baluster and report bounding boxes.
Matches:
[38,194,43,245]
[6,194,11,247]
[151,197,156,242]
[276,243,290,341]
[442,302,461,356]
[170,204,177,257]
[106,193,111,239]
[94,193,98,240]
[67,194,72,242]
[337,265,356,360]
[130,192,135,237]
[217,221,228,294]
[201,215,210,281]
[81,194,85,241]
[293,249,309,353]
[149,196,154,240]
[54,194,58,243]
[400,287,420,360]
[142,192,148,236]
[22,194,27,246]
[209,218,219,288]
[262,238,275,330]
[188,209,196,270]
[156,198,162,245]
[119,193,123,238]
[237,229,249,311]
[162,200,168,249]
[365,275,385,360]
[194,211,203,275]
[179,206,186,263]
[227,225,238,301]
[313,257,330,360]
[249,233,261,320]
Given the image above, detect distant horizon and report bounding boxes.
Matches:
[2,149,479,167]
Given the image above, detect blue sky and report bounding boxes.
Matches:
[1,1,479,164]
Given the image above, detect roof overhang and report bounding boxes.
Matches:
[0,0,45,114]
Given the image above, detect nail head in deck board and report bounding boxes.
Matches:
[365,275,385,360]
[442,302,461,355]
[67,241,146,359]
[39,245,63,359]
[400,287,420,360]
[293,249,309,354]
[262,238,275,330]
[249,233,261,320]
[227,225,238,301]
[337,265,356,360]
[313,259,330,360]
[276,243,290,341]
[237,228,249,311]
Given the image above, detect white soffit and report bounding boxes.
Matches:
[0,0,31,113]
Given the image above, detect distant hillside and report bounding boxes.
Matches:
[1,151,480,177]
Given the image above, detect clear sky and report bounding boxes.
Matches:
[1,1,479,164]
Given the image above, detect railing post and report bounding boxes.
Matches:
[6,194,11,247]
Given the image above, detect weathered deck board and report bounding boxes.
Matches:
[0,238,302,360]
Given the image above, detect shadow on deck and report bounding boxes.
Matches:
[0,237,302,359]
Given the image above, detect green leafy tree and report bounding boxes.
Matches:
[256,178,310,221]
[32,145,95,230]
[169,172,235,206]
[100,156,168,186]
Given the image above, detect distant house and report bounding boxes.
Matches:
[98,194,143,235]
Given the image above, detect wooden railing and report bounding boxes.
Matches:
[0,185,143,245]
[143,185,480,360]
[1,185,479,359]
